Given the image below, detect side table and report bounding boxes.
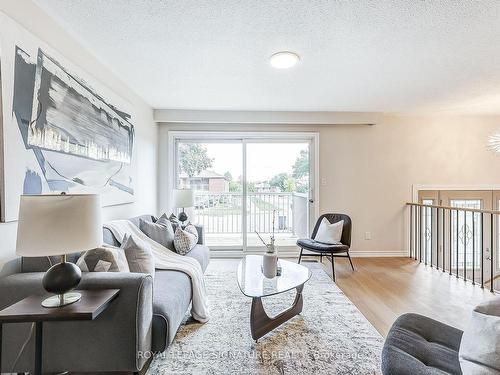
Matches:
[0,289,119,375]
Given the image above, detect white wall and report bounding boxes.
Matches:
[158,114,500,256]
[0,1,158,273]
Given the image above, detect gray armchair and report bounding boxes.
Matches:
[296,213,354,281]
[382,313,463,375]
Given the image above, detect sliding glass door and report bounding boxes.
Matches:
[245,142,310,249]
[175,140,244,249]
[171,133,317,252]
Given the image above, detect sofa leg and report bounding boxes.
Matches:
[347,252,355,271]
[330,253,336,282]
[298,248,303,264]
[320,254,323,263]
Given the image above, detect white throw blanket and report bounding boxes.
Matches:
[104,220,210,323]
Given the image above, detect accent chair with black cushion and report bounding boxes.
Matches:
[296,213,354,282]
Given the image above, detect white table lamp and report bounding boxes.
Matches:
[16,193,102,307]
[172,189,194,223]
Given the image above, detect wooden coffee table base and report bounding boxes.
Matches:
[250,284,304,341]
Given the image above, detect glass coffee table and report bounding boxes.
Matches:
[237,255,312,341]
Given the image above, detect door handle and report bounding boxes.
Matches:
[309,199,314,203]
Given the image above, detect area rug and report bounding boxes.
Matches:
[146,261,383,375]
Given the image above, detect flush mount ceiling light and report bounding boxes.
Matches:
[270,51,300,69]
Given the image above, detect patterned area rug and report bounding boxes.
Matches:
[147,261,383,375]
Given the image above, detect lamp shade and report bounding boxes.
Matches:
[173,189,194,208]
[16,194,102,257]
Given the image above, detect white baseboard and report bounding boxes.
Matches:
[348,250,409,257]
[209,248,409,258]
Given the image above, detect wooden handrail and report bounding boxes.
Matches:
[484,274,500,285]
[406,202,500,215]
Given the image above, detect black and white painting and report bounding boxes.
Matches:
[0,12,135,222]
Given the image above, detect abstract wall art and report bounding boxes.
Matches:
[0,12,135,222]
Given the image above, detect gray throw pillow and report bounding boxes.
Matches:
[120,234,155,275]
[173,225,198,255]
[139,213,175,251]
[169,213,181,226]
[76,246,130,272]
[459,297,500,374]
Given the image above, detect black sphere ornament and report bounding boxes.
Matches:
[178,210,188,223]
[42,261,82,295]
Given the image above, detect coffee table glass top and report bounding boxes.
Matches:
[237,255,312,298]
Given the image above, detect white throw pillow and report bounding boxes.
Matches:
[174,226,197,255]
[459,297,500,375]
[315,218,343,244]
[76,245,130,273]
[120,234,155,275]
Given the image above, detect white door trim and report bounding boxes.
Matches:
[412,184,500,202]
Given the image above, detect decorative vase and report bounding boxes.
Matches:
[263,243,278,278]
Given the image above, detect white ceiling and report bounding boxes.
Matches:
[35,0,500,113]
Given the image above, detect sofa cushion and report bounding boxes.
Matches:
[151,244,209,350]
[382,313,463,375]
[153,270,192,348]
[185,244,210,273]
[296,238,349,253]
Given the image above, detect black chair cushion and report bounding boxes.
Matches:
[382,313,463,375]
[296,238,349,253]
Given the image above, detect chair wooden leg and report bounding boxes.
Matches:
[347,251,355,271]
[298,248,303,264]
[330,253,336,282]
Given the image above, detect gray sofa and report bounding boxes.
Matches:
[0,214,210,373]
[382,313,463,375]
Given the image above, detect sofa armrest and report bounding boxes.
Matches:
[0,272,153,373]
[194,224,205,244]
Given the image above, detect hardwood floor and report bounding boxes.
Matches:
[210,256,497,337]
[316,256,497,337]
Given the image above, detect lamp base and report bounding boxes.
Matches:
[41,292,82,308]
[41,256,82,309]
[178,210,188,223]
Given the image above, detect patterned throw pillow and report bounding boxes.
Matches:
[76,246,130,272]
[120,234,155,275]
[139,213,175,251]
[185,224,199,243]
[174,225,198,255]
